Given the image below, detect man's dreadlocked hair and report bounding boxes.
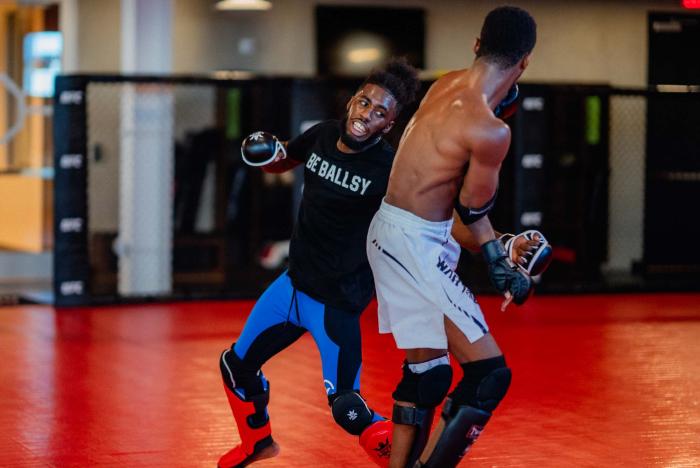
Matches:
[361,57,421,113]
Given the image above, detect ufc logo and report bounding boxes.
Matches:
[60,154,83,169]
[59,218,83,233]
[60,281,84,295]
[59,90,83,105]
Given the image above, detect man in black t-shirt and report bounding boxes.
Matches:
[217,59,421,468]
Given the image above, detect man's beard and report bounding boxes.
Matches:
[339,118,382,152]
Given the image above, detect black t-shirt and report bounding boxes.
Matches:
[285,120,394,313]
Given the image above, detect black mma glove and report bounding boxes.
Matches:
[501,230,553,277]
[481,239,532,305]
[241,131,286,167]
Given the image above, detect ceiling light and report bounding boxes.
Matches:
[347,48,381,64]
[215,0,272,11]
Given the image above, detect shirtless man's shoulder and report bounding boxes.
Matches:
[419,71,511,164]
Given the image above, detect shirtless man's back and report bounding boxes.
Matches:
[386,70,510,223]
[366,6,537,468]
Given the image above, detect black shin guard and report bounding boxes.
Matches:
[392,404,435,467]
[420,398,490,467]
[220,345,269,426]
[419,356,512,467]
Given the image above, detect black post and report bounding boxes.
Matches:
[53,75,90,306]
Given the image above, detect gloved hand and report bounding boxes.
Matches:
[481,239,532,309]
[241,131,286,167]
[499,230,552,276]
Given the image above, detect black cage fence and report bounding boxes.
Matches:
[53,75,700,306]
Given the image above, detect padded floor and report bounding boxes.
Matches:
[1,293,699,467]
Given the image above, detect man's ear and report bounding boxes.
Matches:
[473,37,481,55]
[382,120,395,134]
[520,53,530,71]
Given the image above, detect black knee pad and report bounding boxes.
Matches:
[448,355,511,413]
[392,359,453,408]
[220,344,265,396]
[329,391,374,436]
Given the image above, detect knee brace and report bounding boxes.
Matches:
[330,391,391,466]
[420,356,511,468]
[448,355,511,412]
[329,391,374,436]
[391,356,453,467]
[392,357,453,408]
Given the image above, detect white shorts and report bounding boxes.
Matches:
[367,200,488,349]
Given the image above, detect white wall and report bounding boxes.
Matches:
[174,0,684,86]
[0,251,51,280]
[76,0,121,72]
[74,0,684,86]
[424,0,662,86]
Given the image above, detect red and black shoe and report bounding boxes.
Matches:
[359,419,393,467]
[218,382,278,468]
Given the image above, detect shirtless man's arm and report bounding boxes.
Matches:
[455,121,510,244]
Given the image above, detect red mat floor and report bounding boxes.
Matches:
[1,293,699,467]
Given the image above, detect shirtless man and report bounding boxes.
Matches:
[366,7,539,467]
